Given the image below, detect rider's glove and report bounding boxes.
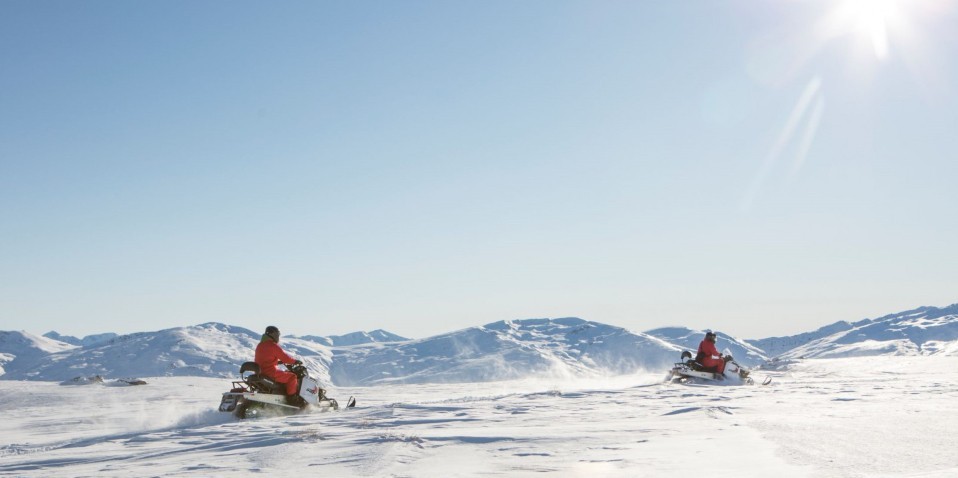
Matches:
[293,360,303,366]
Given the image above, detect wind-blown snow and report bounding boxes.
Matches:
[330,318,681,386]
[1,357,956,477]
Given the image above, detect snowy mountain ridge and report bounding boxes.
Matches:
[1,323,337,384]
[0,330,78,376]
[2,302,957,384]
[745,320,861,358]
[43,331,119,347]
[330,317,683,386]
[644,326,769,365]
[778,304,958,359]
[295,329,409,347]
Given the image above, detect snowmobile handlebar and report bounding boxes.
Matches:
[285,362,308,377]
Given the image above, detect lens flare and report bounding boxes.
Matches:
[740,77,823,212]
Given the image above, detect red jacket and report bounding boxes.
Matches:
[697,339,720,361]
[255,339,296,378]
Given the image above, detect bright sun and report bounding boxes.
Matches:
[836,0,901,59]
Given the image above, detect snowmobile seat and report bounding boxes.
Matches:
[239,362,286,395]
[249,374,285,394]
[240,362,260,375]
[678,351,706,371]
[247,375,286,394]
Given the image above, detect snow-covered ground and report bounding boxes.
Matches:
[2,356,956,477]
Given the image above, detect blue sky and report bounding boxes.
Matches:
[2,1,956,340]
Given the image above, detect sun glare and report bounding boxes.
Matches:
[811,0,956,85]
[836,0,901,59]
[743,0,954,212]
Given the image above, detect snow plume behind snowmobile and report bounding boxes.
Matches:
[219,361,355,419]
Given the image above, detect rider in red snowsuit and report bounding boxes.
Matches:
[255,326,300,396]
[695,330,727,375]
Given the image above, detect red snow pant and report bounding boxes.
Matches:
[700,356,727,374]
[264,369,299,395]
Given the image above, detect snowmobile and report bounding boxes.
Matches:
[667,350,771,385]
[219,361,355,419]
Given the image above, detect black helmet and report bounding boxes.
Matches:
[705,329,717,340]
[265,326,280,341]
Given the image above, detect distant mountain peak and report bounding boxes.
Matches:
[493,317,588,328]
[296,329,409,347]
[1,330,79,376]
[43,331,119,348]
[777,303,958,359]
[3,330,77,353]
